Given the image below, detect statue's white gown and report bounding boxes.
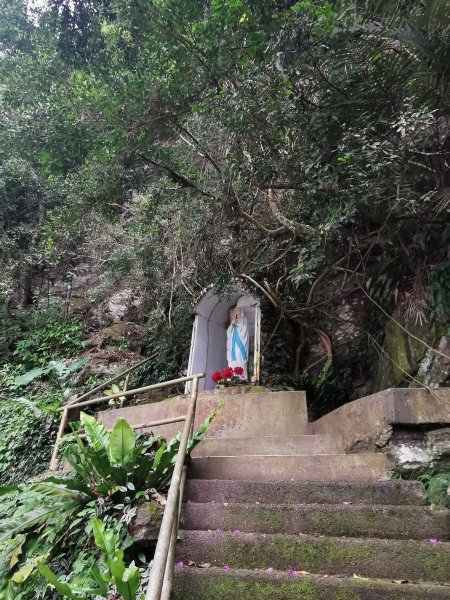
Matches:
[226,313,249,380]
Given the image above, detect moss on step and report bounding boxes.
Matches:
[220,535,375,572]
[220,503,443,539]
[174,574,318,600]
[178,531,450,582]
[172,569,450,600]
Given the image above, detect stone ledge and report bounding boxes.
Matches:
[310,388,450,453]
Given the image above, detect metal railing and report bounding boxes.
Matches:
[49,355,155,470]
[145,375,201,600]
[48,359,204,600]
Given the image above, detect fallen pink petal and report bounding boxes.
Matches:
[287,568,298,576]
[175,561,184,569]
[266,567,274,573]
[223,565,230,571]
[232,529,240,536]
[429,538,438,544]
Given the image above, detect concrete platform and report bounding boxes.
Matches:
[98,390,307,440]
[189,453,393,482]
[173,567,450,600]
[191,434,345,457]
[183,479,428,506]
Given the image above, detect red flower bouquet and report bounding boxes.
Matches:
[211,366,246,386]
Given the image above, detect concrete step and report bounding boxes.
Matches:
[189,453,393,482]
[176,530,450,583]
[191,435,345,458]
[181,501,449,541]
[184,479,428,506]
[173,567,450,600]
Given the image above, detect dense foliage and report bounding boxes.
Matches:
[0,411,214,599]
[0,3,448,596]
[0,0,448,393]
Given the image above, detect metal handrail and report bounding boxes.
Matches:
[50,355,155,470]
[57,374,198,412]
[64,354,156,408]
[61,416,188,441]
[145,375,201,600]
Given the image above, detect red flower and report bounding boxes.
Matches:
[233,366,244,376]
[211,371,222,383]
[221,367,234,380]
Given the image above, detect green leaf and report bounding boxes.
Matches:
[67,358,90,374]
[110,557,139,600]
[38,563,77,598]
[0,505,75,544]
[107,418,135,465]
[80,412,109,452]
[14,367,49,386]
[89,563,109,595]
[0,486,18,497]
[91,517,118,565]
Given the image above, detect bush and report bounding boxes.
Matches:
[12,309,85,369]
[0,398,59,485]
[0,410,217,597]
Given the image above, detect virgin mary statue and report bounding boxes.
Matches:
[226,307,249,380]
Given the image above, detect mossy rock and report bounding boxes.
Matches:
[128,501,164,544]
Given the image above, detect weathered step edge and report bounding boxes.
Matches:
[181,501,449,541]
[176,530,450,583]
[184,479,427,506]
[173,567,450,600]
[189,453,393,482]
[98,390,308,440]
[192,435,346,457]
[183,478,428,506]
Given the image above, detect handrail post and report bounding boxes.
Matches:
[160,465,187,600]
[145,375,200,600]
[160,374,199,600]
[49,408,69,470]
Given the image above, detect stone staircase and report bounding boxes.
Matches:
[98,388,450,598]
[173,479,450,599]
[99,389,392,482]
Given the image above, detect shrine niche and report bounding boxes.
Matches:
[185,282,261,391]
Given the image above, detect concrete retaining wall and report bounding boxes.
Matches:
[99,388,308,440]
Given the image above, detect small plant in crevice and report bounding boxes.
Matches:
[419,470,450,509]
[289,358,349,419]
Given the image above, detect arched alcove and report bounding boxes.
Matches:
[186,283,261,391]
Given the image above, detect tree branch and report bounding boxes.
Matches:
[267,188,311,234]
[138,154,214,199]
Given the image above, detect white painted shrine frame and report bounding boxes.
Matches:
[185,284,261,392]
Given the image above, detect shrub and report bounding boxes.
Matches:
[0,410,216,597]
